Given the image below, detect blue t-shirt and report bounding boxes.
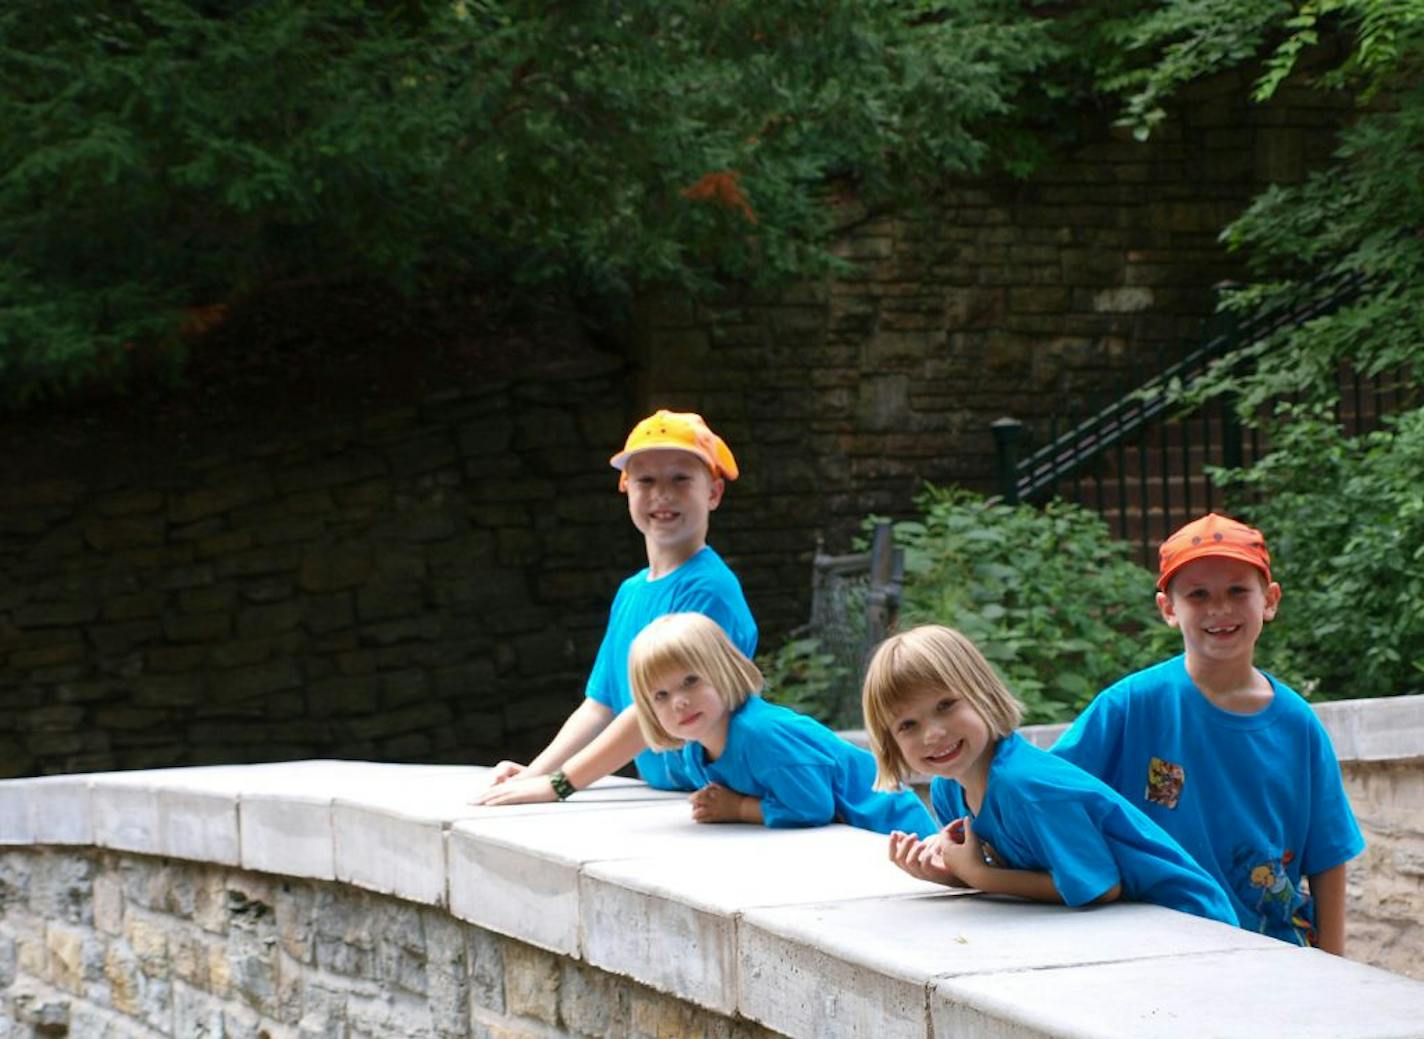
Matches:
[679,696,937,837]
[585,544,757,790]
[1052,654,1365,945]
[930,733,1237,925]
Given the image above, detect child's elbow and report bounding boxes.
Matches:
[1092,883,1123,905]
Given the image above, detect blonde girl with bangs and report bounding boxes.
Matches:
[861,625,1238,925]
[629,613,937,834]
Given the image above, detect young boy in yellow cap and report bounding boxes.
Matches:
[1052,513,1364,953]
[473,409,757,804]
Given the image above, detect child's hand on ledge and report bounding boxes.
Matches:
[889,826,969,888]
[470,772,557,806]
[690,783,761,824]
[484,760,527,786]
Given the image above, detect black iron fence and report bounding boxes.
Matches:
[990,272,1417,564]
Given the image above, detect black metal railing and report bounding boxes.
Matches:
[989,271,1415,564]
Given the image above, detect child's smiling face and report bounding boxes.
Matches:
[623,449,723,558]
[1158,555,1281,667]
[889,685,992,786]
[646,666,730,750]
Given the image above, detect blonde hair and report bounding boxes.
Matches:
[628,613,764,749]
[861,625,1023,789]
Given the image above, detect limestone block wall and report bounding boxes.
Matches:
[0,847,777,1039]
[1343,757,1424,980]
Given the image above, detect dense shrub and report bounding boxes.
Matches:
[758,634,864,729]
[1222,405,1424,699]
[762,487,1177,726]
[892,488,1177,722]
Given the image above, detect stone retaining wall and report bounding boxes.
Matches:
[632,73,1354,528]
[1344,758,1424,980]
[1,366,645,778]
[0,847,777,1039]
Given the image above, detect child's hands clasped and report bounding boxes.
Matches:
[690,782,759,824]
[889,816,980,888]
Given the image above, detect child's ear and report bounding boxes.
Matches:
[1262,581,1282,622]
[706,475,725,511]
[1156,590,1179,628]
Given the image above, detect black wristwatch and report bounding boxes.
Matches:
[549,770,576,800]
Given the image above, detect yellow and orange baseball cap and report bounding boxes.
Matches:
[1157,512,1271,592]
[609,410,739,490]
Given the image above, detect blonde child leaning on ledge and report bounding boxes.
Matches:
[628,612,937,836]
[862,624,1237,925]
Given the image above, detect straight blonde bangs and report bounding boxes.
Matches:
[628,613,763,750]
[861,625,1023,790]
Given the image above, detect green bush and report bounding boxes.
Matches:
[762,487,1177,727]
[893,487,1177,723]
[758,635,858,728]
[1219,404,1424,700]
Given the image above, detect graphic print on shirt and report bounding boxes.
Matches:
[1145,756,1185,809]
[1234,845,1314,947]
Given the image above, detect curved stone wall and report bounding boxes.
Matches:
[0,846,779,1039]
[3,703,1424,1039]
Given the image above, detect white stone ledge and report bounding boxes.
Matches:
[3,758,1423,1038]
[738,894,1280,1038]
[1311,694,1424,762]
[842,693,1424,770]
[934,946,1424,1038]
[1021,694,1424,764]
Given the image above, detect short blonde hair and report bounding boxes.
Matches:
[628,613,764,749]
[861,625,1023,789]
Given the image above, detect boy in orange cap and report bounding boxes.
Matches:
[1053,512,1364,953]
[473,410,757,804]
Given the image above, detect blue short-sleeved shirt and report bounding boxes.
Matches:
[584,544,756,790]
[930,733,1237,924]
[680,696,937,837]
[1052,655,1364,944]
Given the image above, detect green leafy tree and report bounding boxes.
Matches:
[1,0,1061,402]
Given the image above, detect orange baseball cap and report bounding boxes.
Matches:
[609,410,739,490]
[1157,512,1272,592]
